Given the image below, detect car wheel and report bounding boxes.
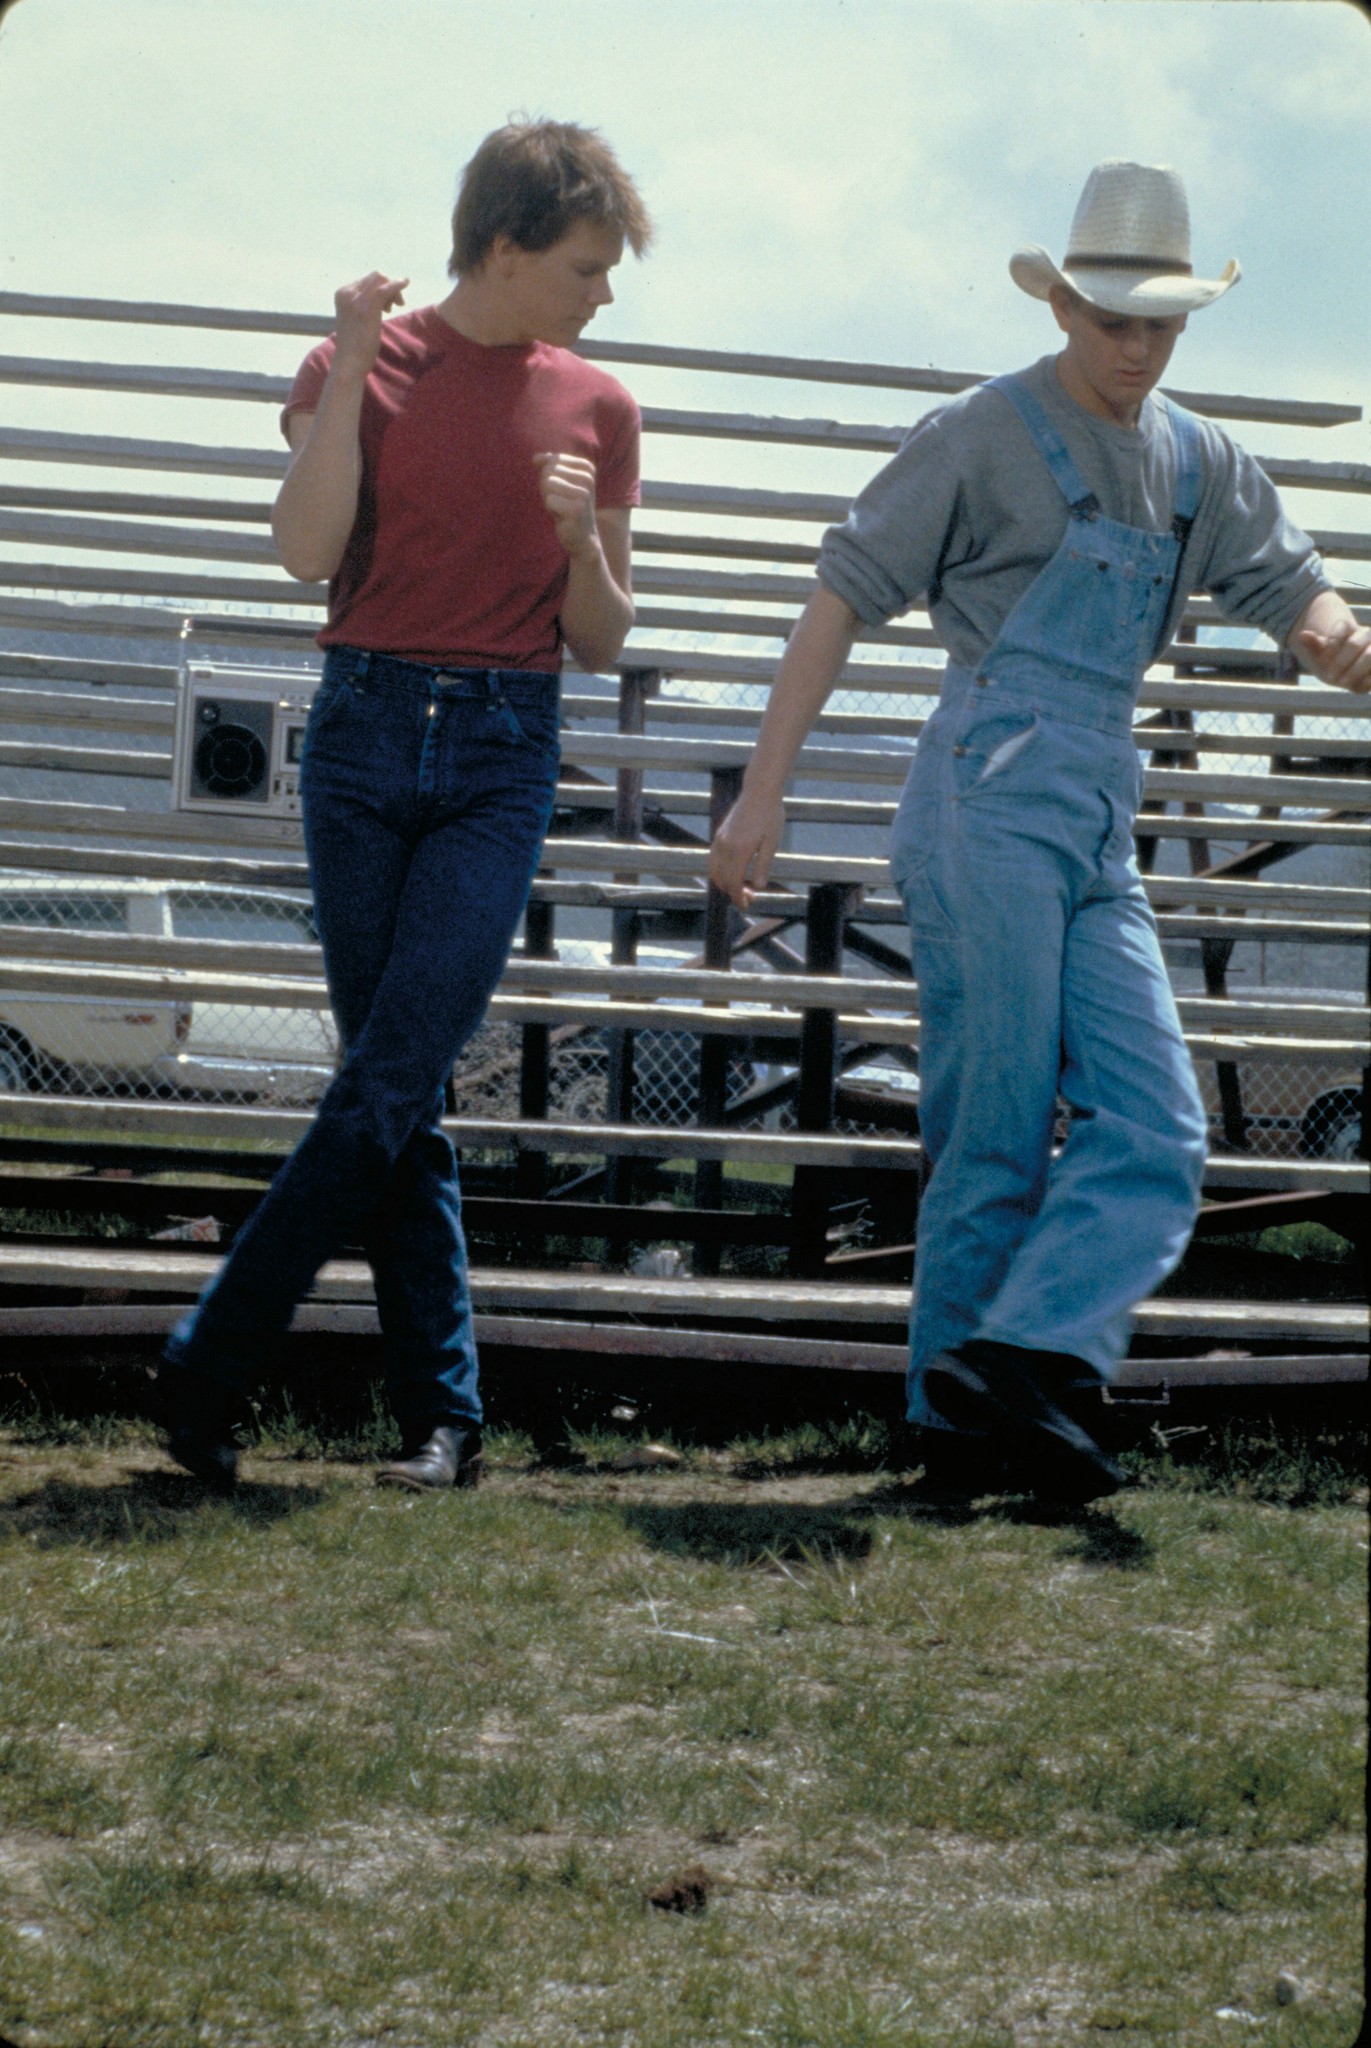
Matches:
[556,1070,608,1125]
[1300,1087,1364,1161]
[0,1038,35,1093]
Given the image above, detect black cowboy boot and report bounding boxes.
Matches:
[160,1366,239,1494]
[376,1425,484,1492]
[922,1341,1122,1502]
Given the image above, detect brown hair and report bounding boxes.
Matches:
[449,119,653,276]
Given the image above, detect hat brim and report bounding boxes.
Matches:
[1010,245,1240,318]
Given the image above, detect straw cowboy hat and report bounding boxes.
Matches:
[1010,160,1240,318]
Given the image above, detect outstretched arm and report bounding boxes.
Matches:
[1290,589,1371,694]
[708,585,860,910]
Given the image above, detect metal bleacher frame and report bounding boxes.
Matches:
[0,290,1366,1393]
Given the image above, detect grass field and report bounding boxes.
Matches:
[0,1399,1365,2048]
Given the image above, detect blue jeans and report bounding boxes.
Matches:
[163,647,561,1437]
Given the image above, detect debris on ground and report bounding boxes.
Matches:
[646,1864,714,1914]
[630,1246,690,1279]
[151,1215,222,1243]
[611,1442,683,1470]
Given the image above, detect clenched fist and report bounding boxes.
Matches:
[332,272,410,382]
[535,451,600,560]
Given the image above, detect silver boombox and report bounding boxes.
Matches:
[173,663,322,818]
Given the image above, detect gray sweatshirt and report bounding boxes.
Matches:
[817,353,1330,671]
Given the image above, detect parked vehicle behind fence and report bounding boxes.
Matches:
[0,877,335,1106]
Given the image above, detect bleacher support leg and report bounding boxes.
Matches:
[696,766,743,1274]
[606,666,661,1206]
[516,896,555,1211]
[791,881,861,1277]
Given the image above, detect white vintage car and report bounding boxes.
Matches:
[0,877,335,1105]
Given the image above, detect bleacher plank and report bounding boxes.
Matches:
[6,682,1371,770]
[2,835,1360,925]
[5,586,1371,719]
[6,350,1371,498]
[0,1298,1363,1392]
[2,291,1361,429]
[0,1240,1363,1353]
[2,1096,1366,1199]
[1,718,1368,815]
[2,925,1365,1005]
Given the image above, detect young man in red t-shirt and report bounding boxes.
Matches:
[160,120,651,1492]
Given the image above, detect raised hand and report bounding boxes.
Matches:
[332,272,410,381]
[535,451,600,560]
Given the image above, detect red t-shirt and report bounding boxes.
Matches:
[282,307,640,671]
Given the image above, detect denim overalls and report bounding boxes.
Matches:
[164,649,561,1438]
[890,375,1210,1428]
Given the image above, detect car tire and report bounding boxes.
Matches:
[1300,1087,1364,1161]
[0,1036,36,1093]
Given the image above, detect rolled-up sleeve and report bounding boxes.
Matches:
[280,338,334,441]
[1195,432,1333,649]
[816,414,962,626]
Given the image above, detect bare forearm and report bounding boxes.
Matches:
[743,586,860,797]
[708,585,859,908]
[558,540,635,672]
[271,367,367,583]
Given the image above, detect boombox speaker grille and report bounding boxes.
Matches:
[195,723,268,798]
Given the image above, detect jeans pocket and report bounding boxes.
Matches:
[300,674,356,761]
[497,685,561,755]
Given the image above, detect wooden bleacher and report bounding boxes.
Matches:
[0,290,1366,1391]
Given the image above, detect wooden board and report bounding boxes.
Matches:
[2,1094,1367,1196]
[5,588,1371,720]
[0,1239,1364,1344]
[5,352,1370,493]
[1,292,1360,427]
[0,1300,1364,1388]
[0,931,1343,1005]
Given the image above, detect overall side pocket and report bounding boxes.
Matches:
[888,745,938,894]
[951,711,1040,799]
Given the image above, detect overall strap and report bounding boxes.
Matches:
[1162,396,1204,540]
[988,373,1100,520]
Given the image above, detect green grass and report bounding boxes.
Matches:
[0,1409,1364,2048]
[0,1205,145,1241]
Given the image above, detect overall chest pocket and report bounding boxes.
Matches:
[1063,542,1173,652]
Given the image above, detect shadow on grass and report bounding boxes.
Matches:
[1054,1510,1154,1569]
[0,1468,328,1548]
[621,1499,875,1566]
[854,1478,1156,1566]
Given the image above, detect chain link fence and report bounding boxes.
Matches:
[0,623,1364,1156]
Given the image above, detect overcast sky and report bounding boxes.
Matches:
[1,0,1368,530]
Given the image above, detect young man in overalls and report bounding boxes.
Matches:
[711,161,1371,1500]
